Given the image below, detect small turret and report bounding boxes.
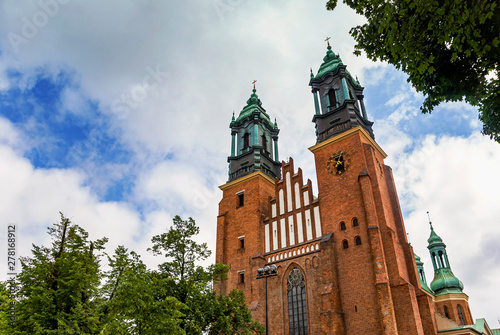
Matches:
[427,220,464,296]
[415,253,433,294]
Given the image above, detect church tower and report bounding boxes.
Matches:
[216,86,281,308]
[215,42,484,335]
[308,43,433,334]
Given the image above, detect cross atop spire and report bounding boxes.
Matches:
[325,36,331,46]
[252,79,257,90]
[427,211,434,230]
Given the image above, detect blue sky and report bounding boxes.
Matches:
[0,0,499,326]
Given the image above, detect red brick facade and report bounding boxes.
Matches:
[215,126,474,334]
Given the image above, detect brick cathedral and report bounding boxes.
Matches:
[215,43,498,334]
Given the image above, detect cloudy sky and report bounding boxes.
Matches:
[0,0,499,326]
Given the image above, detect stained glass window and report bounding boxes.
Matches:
[287,268,308,335]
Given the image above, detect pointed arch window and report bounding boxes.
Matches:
[457,305,465,325]
[287,268,308,335]
[328,88,337,108]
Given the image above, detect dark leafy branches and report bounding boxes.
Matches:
[327,0,500,142]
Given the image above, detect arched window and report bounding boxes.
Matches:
[438,251,445,269]
[343,240,349,249]
[419,269,425,282]
[243,133,250,150]
[349,89,354,100]
[457,305,465,325]
[328,88,337,108]
[340,221,346,231]
[287,268,308,335]
[261,135,268,153]
[355,236,362,246]
[444,305,450,319]
[352,218,359,227]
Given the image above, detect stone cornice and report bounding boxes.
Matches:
[219,170,275,191]
[308,125,387,159]
[434,292,469,303]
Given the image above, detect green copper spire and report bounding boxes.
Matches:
[235,84,273,128]
[427,221,443,246]
[245,88,262,107]
[426,214,464,296]
[314,44,343,80]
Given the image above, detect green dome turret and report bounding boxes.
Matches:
[415,253,433,294]
[426,216,464,296]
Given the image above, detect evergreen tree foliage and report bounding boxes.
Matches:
[13,212,107,334]
[327,0,500,142]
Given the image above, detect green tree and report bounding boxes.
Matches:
[0,282,15,335]
[1,213,262,334]
[100,245,185,335]
[13,212,107,334]
[327,0,500,142]
[148,215,261,335]
[208,290,265,335]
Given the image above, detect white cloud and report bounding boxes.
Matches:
[0,124,152,273]
[0,116,23,149]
